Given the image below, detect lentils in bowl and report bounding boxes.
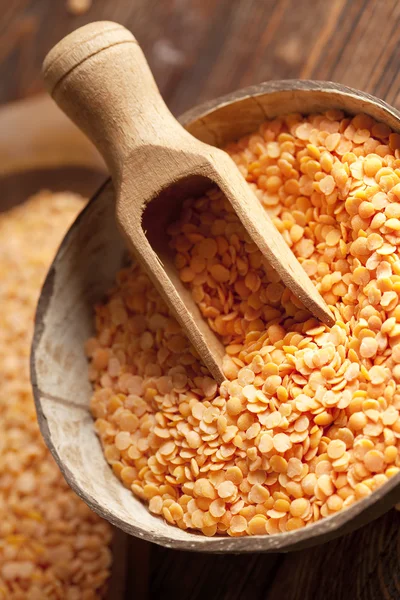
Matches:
[86,109,400,538]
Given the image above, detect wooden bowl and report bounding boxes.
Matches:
[31,81,400,552]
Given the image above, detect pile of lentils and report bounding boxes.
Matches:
[87,111,400,537]
[0,192,112,598]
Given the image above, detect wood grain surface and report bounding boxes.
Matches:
[2,0,400,114]
[151,509,400,600]
[3,1,400,599]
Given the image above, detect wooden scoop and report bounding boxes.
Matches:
[43,21,333,384]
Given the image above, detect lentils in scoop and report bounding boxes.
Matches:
[88,111,400,537]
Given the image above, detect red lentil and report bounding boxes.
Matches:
[89,111,400,537]
[66,0,92,15]
[0,192,112,598]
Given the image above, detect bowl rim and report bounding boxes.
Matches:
[180,79,400,138]
[31,79,400,552]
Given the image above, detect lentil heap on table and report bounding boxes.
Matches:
[88,111,400,537]
[0,192,112,598]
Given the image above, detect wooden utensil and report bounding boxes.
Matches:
[42,21,333,384]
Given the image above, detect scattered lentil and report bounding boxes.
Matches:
[1,192,112,598]
[89,111,400,538]
[66,0,92,15]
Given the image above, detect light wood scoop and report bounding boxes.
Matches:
[43,21,333,384]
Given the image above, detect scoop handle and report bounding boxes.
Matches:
[43,21,185,181]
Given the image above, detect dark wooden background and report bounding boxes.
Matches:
[3,0,400,598]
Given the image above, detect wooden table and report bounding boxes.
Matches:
[3,1,400,598]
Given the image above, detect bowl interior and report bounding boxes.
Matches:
[32,81,400,552]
